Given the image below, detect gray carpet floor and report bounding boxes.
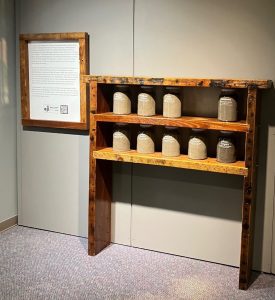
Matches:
[0,226,275,300]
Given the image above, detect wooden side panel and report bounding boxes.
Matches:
[88,80,112,255]
[239,87,258,290]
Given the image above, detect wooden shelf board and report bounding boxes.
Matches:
[94,113,249,132]
[93,148,248,176]
[83,75,272,89]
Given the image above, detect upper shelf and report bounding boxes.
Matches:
[83,75,273,89]
[94,113,249,132]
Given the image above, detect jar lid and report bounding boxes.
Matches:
[191,128,205,133]
[140,124,153,129]
[115,85,129,91]
[165,86,180,93]
[115,122,128,126]
[220,130,234,135]
[165,126,178,130]
[140,85,154,92]
[220,89,237,96]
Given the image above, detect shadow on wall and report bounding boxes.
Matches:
[113,87,275,271]
[131,163,243,222]
[0,38,9,105]
[254,88,275,270]
[0,0,10,106]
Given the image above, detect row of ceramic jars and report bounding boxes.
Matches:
[113,86,239,122]
[113,123,236,163]
[113,85,182,118]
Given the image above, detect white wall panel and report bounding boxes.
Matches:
[0,0,17,224]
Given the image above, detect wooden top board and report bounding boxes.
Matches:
[83,75,272,89]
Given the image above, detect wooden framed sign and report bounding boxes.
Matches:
[20,32,89,130]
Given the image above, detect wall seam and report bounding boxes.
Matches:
[129,0,135,246]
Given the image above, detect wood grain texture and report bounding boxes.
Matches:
[94,113,249,132]
[239,87,258,290]
[79,34,89,128]
[20,32,89,130]
[19,32,86,40]
[20,39,29,120]
[88,77,271,290]
[88,81,112,256]
[22,119,88,130]
[93,148,247,176]
[83,75,272,89]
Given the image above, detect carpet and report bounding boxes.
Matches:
[0,226,275,299]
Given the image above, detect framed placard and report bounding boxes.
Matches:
[20,32,89,130]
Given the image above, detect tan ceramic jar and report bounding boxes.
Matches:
[188,129,207,160]
[113,85,131,115]
[137,86,156,116]
[162,126,180,157]
[163,87,181,118]
[113,123,130,152]
[137,125,155,154]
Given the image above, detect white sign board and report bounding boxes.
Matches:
[28,41,80,122]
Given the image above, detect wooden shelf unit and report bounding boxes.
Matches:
[87,75,272,290]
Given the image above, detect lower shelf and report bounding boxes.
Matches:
[93,148,248,176]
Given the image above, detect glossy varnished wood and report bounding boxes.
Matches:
[20,32,87,41]
[83,75,272,89]
[88,76,272,290]
[20,32,89,130]
[93,148,248,176]
[20,38,30,120]
[22,119,88,130]
[239,87,258,290]
[89,80,112,255]
[94,112,249,132]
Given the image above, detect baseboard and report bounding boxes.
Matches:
[0,216,18,232]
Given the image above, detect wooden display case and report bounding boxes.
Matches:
[84,75,272,290]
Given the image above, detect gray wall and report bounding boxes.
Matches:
[0,0,17,224]
[16,0,133,237]
[133,0,275,272]
[16,0,275,272]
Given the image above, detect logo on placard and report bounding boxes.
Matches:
[60,105,69,114]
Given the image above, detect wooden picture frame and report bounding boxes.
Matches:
[20,32,89,130]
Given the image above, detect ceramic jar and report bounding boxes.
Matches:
[113,85,131,115]
[137,125,155,154]
[188,129,207,160]
[113,123,130,152]
[162,126,180,157]
[218,89,237,122]
[137,86,156,116]
[163,87,181,118]
[217,131,236,163]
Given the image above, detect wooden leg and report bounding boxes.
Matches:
[88,159,112,256]
[239,177,255,290]
[239,87,258,290]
